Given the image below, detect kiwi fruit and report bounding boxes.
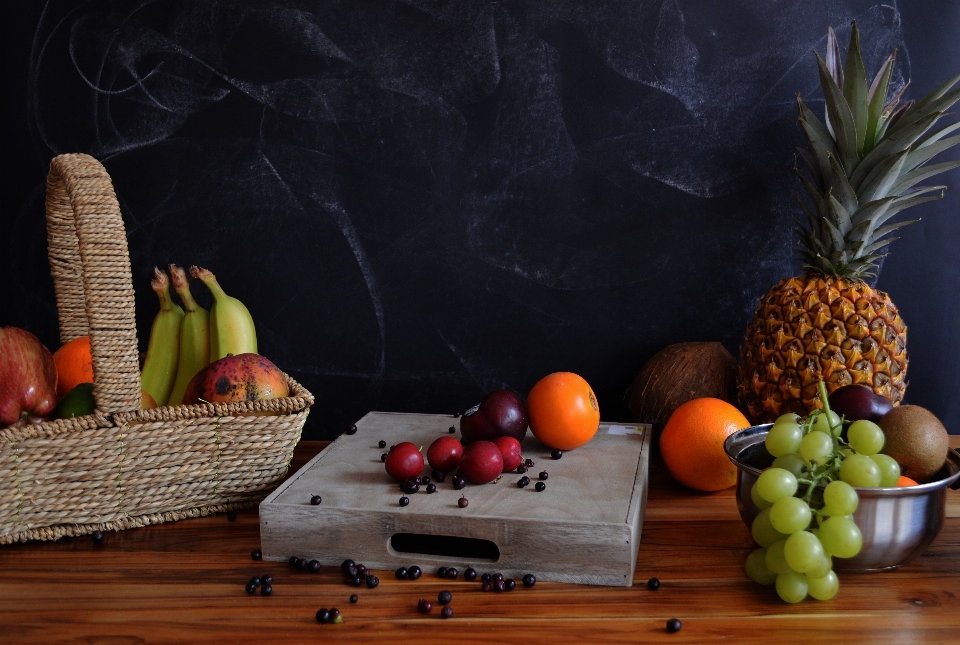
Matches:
[878,405,950,483]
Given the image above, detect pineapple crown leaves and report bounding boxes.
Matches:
[793,20,960,279]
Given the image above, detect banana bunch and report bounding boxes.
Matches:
[140,266,258,407]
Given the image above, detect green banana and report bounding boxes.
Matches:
[166,264,210,406]
[140,267,184,406]
[190,266,257,361]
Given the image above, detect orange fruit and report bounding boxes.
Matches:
[896,475,918,487]
[52,336,94,398]
[659,397,750,492]
[527,372,600,450]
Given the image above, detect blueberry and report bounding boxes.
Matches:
[291,556,301,568]
[227,511,237,521]
[438,567,448,578]
[329,608,340,621]
[516,465,527,474]
[310,495,322,505]
[517,476,530,488]
[535,482,546,492]
[297,558,308,570]
[432,470,445,483]
[426,483,437,494]
[481,573,492,583]
[446,567,459,580]
[399,496,410,507]
[551,449,562,460]
[316,608,331,624]
[395,567,408,580]
[666,618,682,633]
[648,577,661,591]
[381,453,387,462]
[539,471,548,481]
[345,424,358,435]
[418,598,433,613]
[453,412,461,418]
[505,579,516,591]
[262,574,273,585]
[464,568,477,582]
[482,582,492,592]
[422,476,431,485]
[245,582,257,594]
[452,476,466,490]
[249,576,261,587]
[349,594,358,604]
[341,559,356,574]
[522,574,536,588]
[438,590,452,605]
[251,548,262,561]
[441,606,453,619]
[365,575,379,589]
[260,584,272,596]
[349,576,362,587]
[378,440,386,448]
[448,426,456,434]
[309,560,321,573]
[407,566,422,580]
[91,531,104,544]
[494,579,505,592]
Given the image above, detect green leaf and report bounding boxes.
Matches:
[892,71,960,132]
[913,120,960,150]
[857,150,909,203]
[904,133,960,174]
[842,22,868,155]
[794,194,819,233]
[794,167,828,222]
[887,87,960,137]
[865,52,896,152]
[888,160,960,195]
[872,219,920,242]
[827,153,859,214]
[825,189,853,236]
[797,96,839,184]
[796,147,824,192]
[821,214,846,252]
[871,192,945,230]
[849,111,942,189]
[816,52,859,172]
[850,196,897,228]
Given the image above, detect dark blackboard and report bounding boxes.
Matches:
[3,0,958,438]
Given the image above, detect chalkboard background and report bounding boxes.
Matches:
[3,1,958,438]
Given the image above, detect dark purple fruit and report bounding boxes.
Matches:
[648,577,660,590]
[464,568,477,581]
[341,559,356,575]
[481,573,492,583]
[504,578,516,591]
[418,598,433,613]
[535,481,546,492]
[438,567,448,578]
[452,475,466,490]
[309,560,321,573]
[310,495,322,505]
[378,440,386,448]
[441,606,453,619]
[522,574,536,587]
[432,470,446,483]
[395,567,408,579]
[356,564,368,578]
[349,576,362,586]
[316,608,331,623]
[399,496,410,507]
[262,574,273,585]
[458,496,469,508]
[91,531,104,544]
[666,618,682,633]
[407,565,422,580]
[350,594,359,603]
[329,608,340,621]
[517,476,530,488]
[539,471,548,480]
[366,575,379,589]
[292,556,301,568]
[446,567,459,579]
[828,384,894,424]
[245,582,257,594]
[459,390,529,444]
[260,584,272,596]
[227,511,237,521]
[438,590,452,605]
[482,582,492,592]
[251,549,262,560]
[426,483,437,494]
[551,449,562,460]
[345,424,358,435]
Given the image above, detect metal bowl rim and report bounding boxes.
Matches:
[724,423,960,495]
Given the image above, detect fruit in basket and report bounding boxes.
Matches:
[737,21,960,424]
[53,382,96,419]
[459,389,528,443]
[877,404,949,483]
[827,384,894,431]
[167,265,210,406]
[141,268,184,406]
[52,336,93,399]
[427,436,463,473]
[190,266,257,361]
[0,327,59,427]
[385,442,425,482]
[660,398,750,491]
[141,390,158,409]
[458,440,503,484]
[527,372,600,451]
[182,353,289,407]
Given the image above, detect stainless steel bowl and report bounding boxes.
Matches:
[724,424,960,572]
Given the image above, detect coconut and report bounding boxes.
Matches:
[626,342,738,446]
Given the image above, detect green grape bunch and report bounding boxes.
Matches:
[744,381,900,603]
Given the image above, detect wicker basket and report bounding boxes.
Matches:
[0,153,313,544]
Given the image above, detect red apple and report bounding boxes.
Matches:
[459,389,528,444]
[385,442,424,482]
[493,436,523,472]
[0,327,58,427]
[427,436,463,473]
[458,440,503,484]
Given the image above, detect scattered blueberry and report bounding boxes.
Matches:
[349,576,362,587]
[446,567,459,580]
[227,511,237,521]
[539,471,548,481]
[407,565,422,580]
[441,606,453,619]
[452,475,466,490]
[341,560,356,575]
[91,531,104,544]
[505,579,516,591]
[349,594,359,604]
[517,476,530,488]
[522,574,536,588]
[250,576,261,587]
[494,579,506,592]
[291,556,300,568]
[399,496,410,507]
[516,465,528,474]
[438,590,452,605]
[251,548,262,561]
[356,564,368,578]
[245,582,257,594]
[298,558,308,570]
[329,608,340,621]
[396,567,408,580]
[426,483,437,494]
[262,574,273,585]
[448,426,456,434]
[345,424,358,435]
[648,577,660,591]
[453,412,461,418]
[458,496,469,508]
[418,598,433,613]
[535,482,546,492]
[310,495,322,505]
[316,608,331,624]
[482,582,492,592]
[365,575,379,589]
[378,440,386,448]
[432,470,445,483]
[261,584,272,596]
[309,560,321,573]
[422,476,431,485]
[438,567,448,578]
[381,453,387,462]
[666,618,682,634]
[464,568,477,582]
[551,449,562,460]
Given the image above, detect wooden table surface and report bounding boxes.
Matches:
[3,437,958,644]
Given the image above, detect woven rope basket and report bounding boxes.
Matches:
[1,153,314,544]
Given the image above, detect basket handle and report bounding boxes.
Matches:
[45,153,142,414]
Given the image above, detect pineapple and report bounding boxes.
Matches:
[739,21,960,424]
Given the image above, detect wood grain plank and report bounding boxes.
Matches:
[1,438,958,644]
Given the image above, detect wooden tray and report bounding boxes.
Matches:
[259,412,651,586]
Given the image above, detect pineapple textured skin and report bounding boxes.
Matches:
[738,275,906,424]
